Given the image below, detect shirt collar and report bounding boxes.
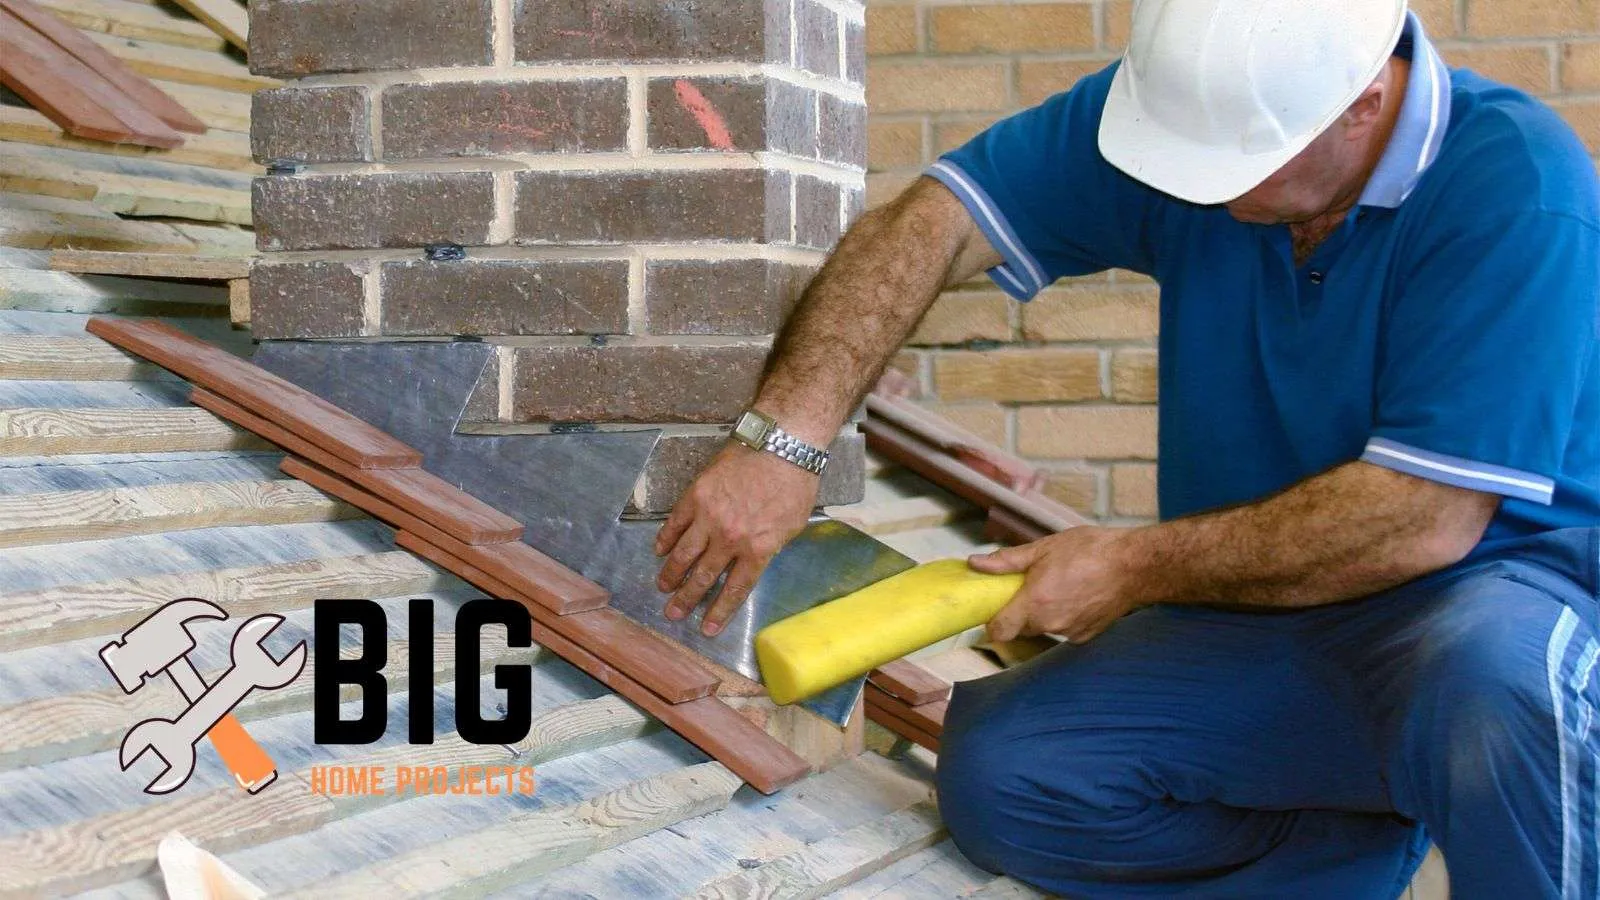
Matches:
[1358,11,1453,209]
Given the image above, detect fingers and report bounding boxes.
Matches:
[658,522,709,595]
[986,586,1034,644]
[699,556,767,637]
[654,499,695,558]
[967,542,1039,575]
[665,547,734,623]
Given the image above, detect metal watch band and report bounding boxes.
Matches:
[762,425,829,475]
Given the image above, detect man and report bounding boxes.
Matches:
[654,0,1600,895]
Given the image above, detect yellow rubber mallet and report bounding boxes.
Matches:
[754,559,1023,705]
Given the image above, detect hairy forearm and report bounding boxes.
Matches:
[754,178,992,444]
[1122,462,1498,609]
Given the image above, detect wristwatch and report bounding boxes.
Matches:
[732,410,830,476]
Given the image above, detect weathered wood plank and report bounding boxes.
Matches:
[0,631,548,769]
[84,31,275,93]
[32,0,228,52]
[0,550,440,652]
[0,200,201,255]
[298,762,743,899]
[0,478,360,549]
[685,802,946,900]
[964,876,1055,899]
[829,495,975,537]
[0,106,252,173]
[0,696,658,897]
[228,277,247,326]
[826,839,998,900]
[1,154,251,225]
[0,268,228,316]
[50,249,250,280]
[0,334,164,380]
[0,405,265,456]
[168,0,246,51]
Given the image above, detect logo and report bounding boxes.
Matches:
[102,597,544,797]
[100,598,306,795]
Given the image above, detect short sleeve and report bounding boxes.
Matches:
[926,62,1165,301]
[1362,210,1600,506]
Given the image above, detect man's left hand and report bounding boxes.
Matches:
[968,526,1145,644]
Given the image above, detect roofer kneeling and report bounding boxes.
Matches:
[653,1,1600,895]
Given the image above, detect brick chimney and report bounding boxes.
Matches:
[247,0,867,515]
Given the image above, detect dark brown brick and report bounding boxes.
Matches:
[382,80,628,159]
[644,259,814,334]
[250,0,492,76]
[630,429,866,514]
[844,18,865,83]
[648,77,763,151]
[515,0,786,63]
[843,185,865,228]
[254,172,495,251]
[514,170,791,244]
[647,77,818,154]
[818,93,866,166]
[795,0,841,78]
[251,86,371,164]
[509,343,769,423]
[795,174,842,249]
[379,259,630,335]
[768,80,819,157]
[249,261,366,339]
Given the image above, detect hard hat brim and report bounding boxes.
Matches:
[1097,63,1318,207]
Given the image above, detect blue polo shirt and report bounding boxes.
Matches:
[927,12,1600,551]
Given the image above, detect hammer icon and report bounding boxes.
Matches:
[100,598,304,795]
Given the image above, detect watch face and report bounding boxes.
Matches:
[733,413,769,445]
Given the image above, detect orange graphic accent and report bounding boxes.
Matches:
[206,715,278,793]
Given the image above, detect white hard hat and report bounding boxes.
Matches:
[1099,0,1408,205]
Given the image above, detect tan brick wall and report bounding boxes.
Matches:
[867,0,1600,522]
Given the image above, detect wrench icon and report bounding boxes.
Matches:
[118,615,306,794]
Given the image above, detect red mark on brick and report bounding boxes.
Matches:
[673,79,734,151]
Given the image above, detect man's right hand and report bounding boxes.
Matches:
[653,442,819,636]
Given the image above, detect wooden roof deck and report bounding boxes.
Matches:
[0,296,1052,898]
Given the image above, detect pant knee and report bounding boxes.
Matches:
[936,674,1149,875]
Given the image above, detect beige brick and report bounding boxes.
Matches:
[1040,467,1100,515]
[1561,42,1600,90]
[1467,0,1600,37]
[867,169,918,207]
[931,3,1095,54]
[1018,58,1115,107]
[1409,0,1459,38]
[933,348,1102,403]
[910,291,1012,344]
[866,5,919,56]
[887,349,926,397]
[1110,349,1157,403]
[1439,43,1555,93]
[1021,285,1159,341]
[867,61,1010,114]
[1103,0,1132,51]
[1018,405,1157,459]
[1553,99,1600,152]
[919,402,1010,446]
[869,119,924,170]
[933,116,1001,154]
[1111,463,1157,518]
